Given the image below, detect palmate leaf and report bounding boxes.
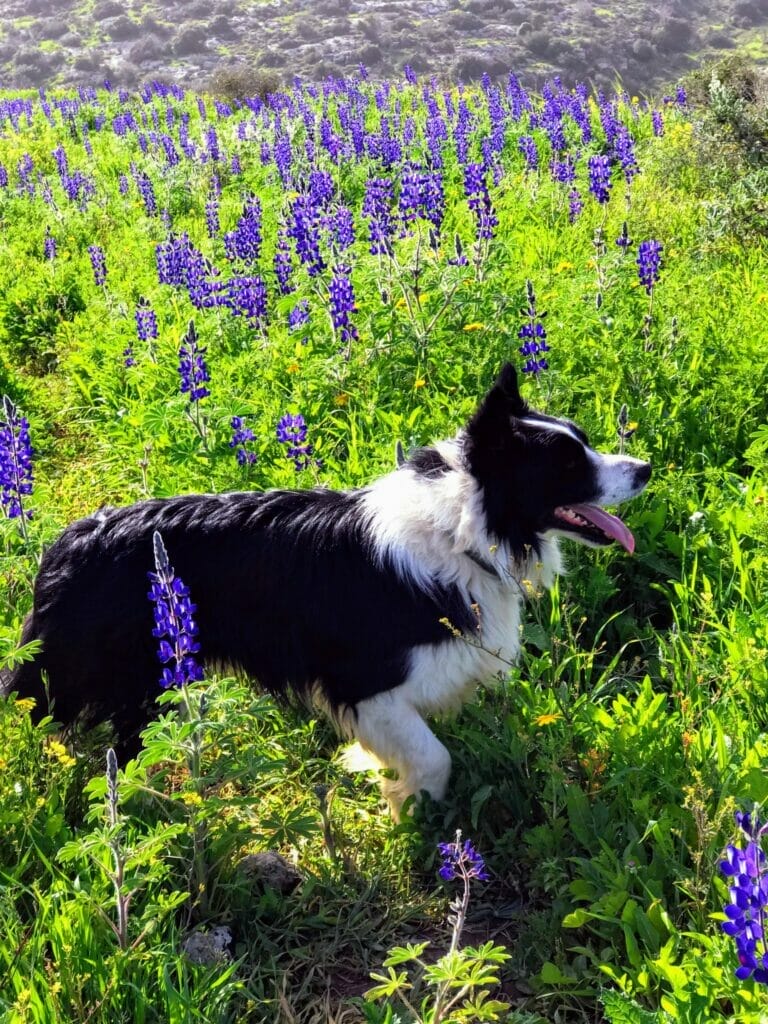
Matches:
[365,966,412,1001]
[382,940,430,966]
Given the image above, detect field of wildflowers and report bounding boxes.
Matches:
[1,63,768,1023]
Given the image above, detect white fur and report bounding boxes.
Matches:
[351,437,564,819]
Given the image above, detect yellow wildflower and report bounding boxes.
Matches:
[534,713,562,727]
[463,322,485,332]
[414,378,426,389]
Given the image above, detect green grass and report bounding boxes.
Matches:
[1,67,768,1022]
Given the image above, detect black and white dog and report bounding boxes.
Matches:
[2,365,650,817]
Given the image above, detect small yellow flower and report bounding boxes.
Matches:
[756,293,768,304]
[44,740,76,769]
[534,713,562,727]
[181,791,204,806]
[554,260,573,273]
[396,297,408,309]
[463,322,485,332]
[334,393,349,407]
[286,362,300,374]
[15,697,36,712]
[414,378,426,389]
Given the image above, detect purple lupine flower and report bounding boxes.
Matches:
[463,162,498,242]
[178,321,210,402]
[136,172,157,216]
[274,226,295,295]
[438,832,489,882]
[613,126,639,183]
[334,205,355,252]
[88,244,107,286]
[720,810,768,984]
[288,299,309,331]
[676,85,687,107]
[277,413,317,472]
[147,531,204,689]
[362,178,395,257]
[135,297,158,341]
[568,188,583,223]
[652,110,664,137]
[550,155,576,184]
[518,135,538,172]
[329,265,358,350]
[224,194,262,265]
[226,275,268,327]
[123,346,137,368]
[0,395,34,526]
[587,154,612,204]
[637,239,663,292]
[229,416,257,466]
[43,227,56,261]
[615,221,632,251]
[518,279,550,376]
[205,194,220,238]
[288,193,325,277]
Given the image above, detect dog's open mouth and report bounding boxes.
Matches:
[553,503,635,554]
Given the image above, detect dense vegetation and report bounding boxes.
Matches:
[1,57,768,1022]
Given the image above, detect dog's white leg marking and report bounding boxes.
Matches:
[350,691,452,821]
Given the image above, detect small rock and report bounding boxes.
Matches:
[239,851,302,894]
[182,926,233,966]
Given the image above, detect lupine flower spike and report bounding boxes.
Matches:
[637,239,663,340]
[277,413,319,472]
[229,416,257,466]
[437,830,489,955]
[147,531,204,689]
[617,403,637,455]
[178,320,210,442]
[720,810,768,984]
[0,395,34,539]
[518,280,550,378]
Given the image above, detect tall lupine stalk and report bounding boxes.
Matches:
[178,320,210,444]
[148,531,209,912]
[518,280,550,383]
[0,395,34,541]
[637,239,663,344]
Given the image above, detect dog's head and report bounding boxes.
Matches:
[464,363,651,556]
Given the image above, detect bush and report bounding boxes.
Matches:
[207,65,281,101]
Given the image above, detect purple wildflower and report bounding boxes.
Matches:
[720,810,768,984]
[615,221,632,251]
[518,135,538,172]
[229,416,257,466]
[652,110,664,137]
[587,154,612,204]
[135,297,158,341]
[288,299,310,331]
[178,321,210,403]
[463,162,498,242]
[147,531,204,689]
[568,188,583,223]
[637,239,663,292]
[88,244,107,286]
[438,832,489,883]
[362,178,395,257]
[329,265,359,352]
[518,279,550,376]
[0,395,34,527]
[123,346,137,368]
[277,413,317,472]
[44,227,56,261]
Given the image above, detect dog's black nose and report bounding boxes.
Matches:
[636,462,652,486]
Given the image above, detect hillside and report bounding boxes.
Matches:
[4,0,768,93]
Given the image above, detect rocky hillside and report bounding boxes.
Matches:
[3,0,768,93]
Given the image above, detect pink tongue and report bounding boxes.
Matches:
[568,503,635,554]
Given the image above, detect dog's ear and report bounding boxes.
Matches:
[465,363,528,451]
[494,362,525,412]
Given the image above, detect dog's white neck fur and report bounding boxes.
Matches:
[360,435,562,597]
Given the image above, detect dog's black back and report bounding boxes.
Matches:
[5,488,477,742]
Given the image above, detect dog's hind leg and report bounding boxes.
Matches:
[346,691,452,821]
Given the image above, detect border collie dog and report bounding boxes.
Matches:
[3,365,650,817]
